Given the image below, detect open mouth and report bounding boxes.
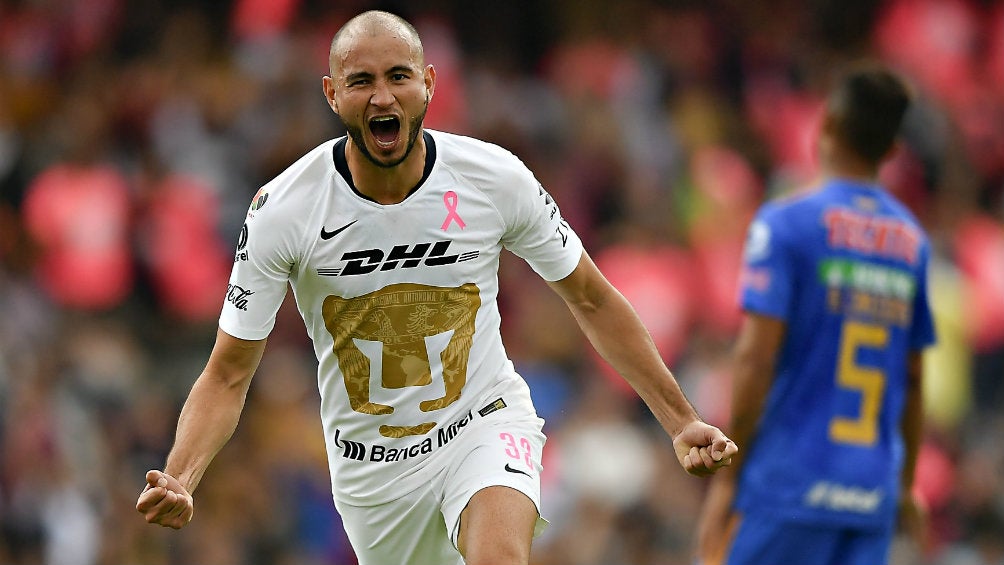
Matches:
[368,116,401,147]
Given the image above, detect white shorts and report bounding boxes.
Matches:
[334,409,548,565]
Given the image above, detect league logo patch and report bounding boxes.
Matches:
[247,187,269,218]
[744,220,771,262]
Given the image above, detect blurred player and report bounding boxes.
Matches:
[136,10,736,565]
[696,63,935,565]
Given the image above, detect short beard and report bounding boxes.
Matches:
[344,107,427,169]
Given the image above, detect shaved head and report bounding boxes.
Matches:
[329,11,424,77]
[321,10,435,173]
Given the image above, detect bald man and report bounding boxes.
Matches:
[137,11,736,565]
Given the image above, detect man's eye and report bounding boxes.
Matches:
[392,73,408,81]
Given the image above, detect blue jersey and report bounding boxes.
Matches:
[734,179,936,530]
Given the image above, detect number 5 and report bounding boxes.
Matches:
[830,321,888,446]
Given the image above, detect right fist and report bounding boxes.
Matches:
[136,470,194,529]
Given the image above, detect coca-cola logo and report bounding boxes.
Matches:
[226,284,254,311]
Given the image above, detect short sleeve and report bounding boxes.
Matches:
[908,242,937,350]
[218,195,295,340]
[498,167,583,282]
[739,210,795,321]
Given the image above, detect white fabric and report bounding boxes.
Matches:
[219,129,582,505]
[334,390,547,565]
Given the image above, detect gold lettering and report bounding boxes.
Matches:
[851,291,872,314]
[828,288,843,312]
[845,291,912,327]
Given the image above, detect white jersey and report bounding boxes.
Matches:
[220,130,583,505]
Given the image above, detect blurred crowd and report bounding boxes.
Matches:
[0,0,1002,564]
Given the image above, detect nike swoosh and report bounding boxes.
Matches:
[504,463,531,477]
[320,220,357,240]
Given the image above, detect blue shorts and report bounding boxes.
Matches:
[725,514,894,565]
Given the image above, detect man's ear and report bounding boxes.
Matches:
[322,76,338,113]
[424,64,436,102]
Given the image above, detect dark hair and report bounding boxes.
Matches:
[825,63,912,164]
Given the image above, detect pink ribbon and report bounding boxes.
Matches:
[440,191,466,231]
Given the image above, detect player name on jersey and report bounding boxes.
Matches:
[824,208,921,265]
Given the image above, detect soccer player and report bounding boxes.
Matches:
[136,10,736,565]
[695,63,935,565]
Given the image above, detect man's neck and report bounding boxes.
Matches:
[821,151,879,184]
[346,136,427,205]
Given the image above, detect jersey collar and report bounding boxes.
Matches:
[332,131,437,204]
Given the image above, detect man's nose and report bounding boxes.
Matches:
[370,81,394,106]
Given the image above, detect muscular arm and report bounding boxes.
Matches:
[137,328,267,528]
[166,328,268,491]
[547,252,736,474]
